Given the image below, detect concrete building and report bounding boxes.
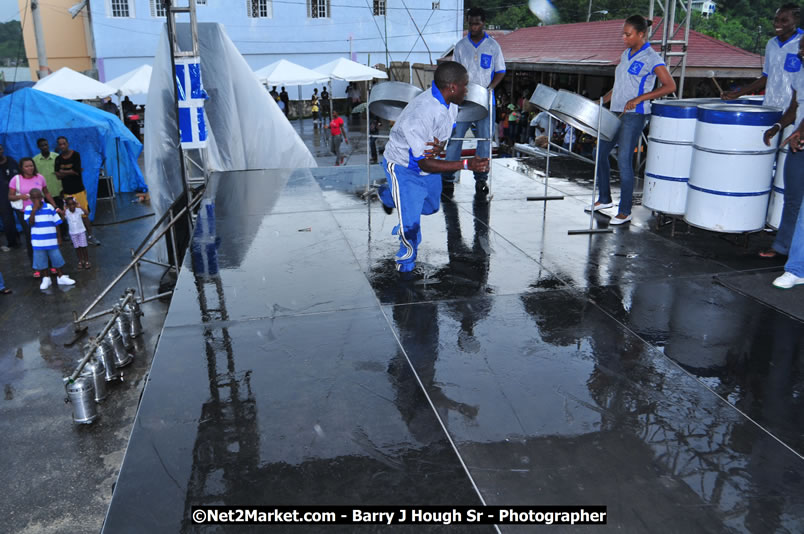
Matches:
[88,0,463,98]
[18,1,463,97]
[18,0,95,80]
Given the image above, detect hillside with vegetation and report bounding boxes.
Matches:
[0,20,27,65]
[468,0,785,53]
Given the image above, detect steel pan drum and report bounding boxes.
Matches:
[457,83,490,122]
[643,100,700,215]
[685,104,781,233]
[767,124,795,229]
[368,82,423,121]
[548,90,620,142]
[529,84,557,112]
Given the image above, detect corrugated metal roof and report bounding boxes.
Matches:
[496,18,763,70]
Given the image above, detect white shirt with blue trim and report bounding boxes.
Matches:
[383,84,459,175]
[611,43,665,114]
[763,29,803,110]
[453,33,506,89]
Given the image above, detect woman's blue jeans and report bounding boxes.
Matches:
[596,112,648,216]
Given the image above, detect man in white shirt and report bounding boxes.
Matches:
[442,7,506,196]
[723,4,802,110]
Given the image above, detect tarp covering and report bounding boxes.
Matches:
[145,22,316,231]
[0,88,147,220]
[313,57,388,82]
[107,64,153,96]
[255,59,329,86]
[33,67,116,100]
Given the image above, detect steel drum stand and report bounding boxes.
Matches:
[526,118,565,202]
[568,97,614,235]
[446,91,495,201]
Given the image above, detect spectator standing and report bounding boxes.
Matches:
[34,138,64,236]
[64,196,91,270]
[270,86,279,102]
[311,89,321,127]
[280,87,290,117]
[0,144,20,251]
[7,157,59,261]
[370,117,381,164]
[327,111,349,166]
[24,188,74,290]
[321,86,330,120]
[54,136,100,246]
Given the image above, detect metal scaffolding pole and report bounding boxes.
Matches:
[648,0,693,98]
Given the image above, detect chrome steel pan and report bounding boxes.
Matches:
[368,82,423,121]
[548,90,620,142]
[457,83,490,122]
[529,84,558,112]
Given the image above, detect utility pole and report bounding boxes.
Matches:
[30,1,50,79]
[587,0,593,22]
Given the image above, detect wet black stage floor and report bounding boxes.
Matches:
[103,163,804,533]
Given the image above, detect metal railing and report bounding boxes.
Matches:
[72,189,205,330]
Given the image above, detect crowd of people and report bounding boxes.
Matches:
[0,136,100,294]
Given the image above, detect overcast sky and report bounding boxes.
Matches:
[2,0,19,22]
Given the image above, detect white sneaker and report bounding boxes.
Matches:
[57,275,76,286]
[40,277,51,290]
[584,201,614,213]
[772,272,804,289]
[609,214,633,225]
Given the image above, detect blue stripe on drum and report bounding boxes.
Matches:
[646,172,689,183]
[688,184,771,197]
[773,185,785,194]
[651,103,698,119]
[697,106,781,126]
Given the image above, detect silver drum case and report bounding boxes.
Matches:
[368,82,423,121]
[457,83,490,122]
[548,90,620,142]
[529,84,558,112]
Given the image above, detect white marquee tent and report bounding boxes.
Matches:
[255,59,328,86]
[313,57,388,82]
[106,64,153,96]
[33,67,116,100]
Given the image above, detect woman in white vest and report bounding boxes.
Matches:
[591,15,676,225]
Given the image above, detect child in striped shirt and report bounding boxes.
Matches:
[24,188,75,290]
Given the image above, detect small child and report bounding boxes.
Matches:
[64,196,91,269]
[24,188,75,290]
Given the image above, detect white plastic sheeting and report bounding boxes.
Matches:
[144,22,316,249]
[33,67,116,100]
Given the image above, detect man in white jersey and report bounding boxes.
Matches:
[378,61,489,277]
[761,36,804,260]
[441,7,506,196]
[724,4,802,110]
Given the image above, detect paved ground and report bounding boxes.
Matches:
[0,193,169,534]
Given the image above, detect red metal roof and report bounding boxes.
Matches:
[496,18,763,70]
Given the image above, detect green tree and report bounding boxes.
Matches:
[0,21,27,65]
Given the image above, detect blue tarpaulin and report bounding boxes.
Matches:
[0,88,147,220]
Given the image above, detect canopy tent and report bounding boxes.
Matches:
[106,64,153,95]
[254,59,328,86]
[312,57,388,82]
[0,88,147,220]
[33,67,116,100]
[313,58,387,119]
